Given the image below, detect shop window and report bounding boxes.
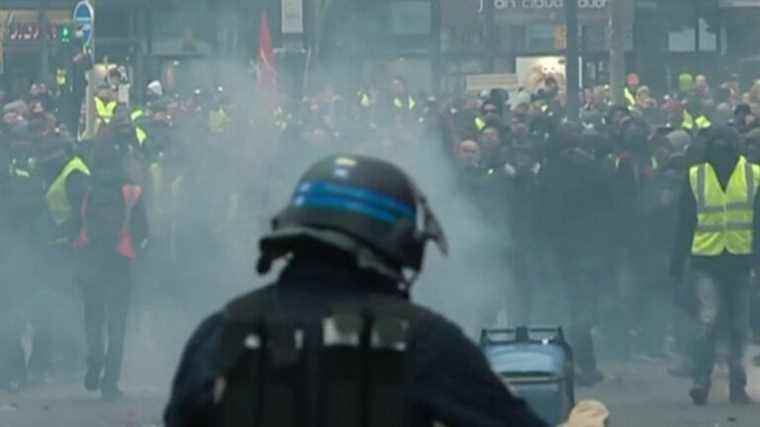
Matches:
[95,10,129,38]
[493,23,525,53]
[582,23,608,52]
[668,25,695,52]
[526,24,555,52]
[441,25,484,53]
[698,18,716,52]
[390,2,431,35]
[151,3,214,55]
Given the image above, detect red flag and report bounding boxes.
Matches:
[257,11,278,103]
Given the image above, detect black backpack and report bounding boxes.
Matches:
[218,293,417,427]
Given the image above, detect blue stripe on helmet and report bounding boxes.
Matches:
[295,181,416,219]
[293,194,402,223]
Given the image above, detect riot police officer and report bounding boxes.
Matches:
[164,155,548,427]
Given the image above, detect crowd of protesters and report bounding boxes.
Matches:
[274,68,760,386]
[3,60,760,395]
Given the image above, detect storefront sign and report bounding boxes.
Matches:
[0,10,73,43]
[6,23,71,42]
[719,0,760,7]
[479,0,608,13]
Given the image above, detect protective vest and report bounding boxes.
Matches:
[95,97,118,125]
[475,116,487,131]
[218,290,420,427]
[209,108,231,133]
[46,156,91,225]
[393,96,416,111]
[358,91,372,108]
[56,68,67,88]
[131,109,148,145]
[682,111,711,131]
[75,184,143,260]
[624,87,636,108]
[689,156,760,256]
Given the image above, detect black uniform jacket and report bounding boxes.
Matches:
[164,258,548,427]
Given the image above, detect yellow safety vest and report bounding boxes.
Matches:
[624,87,636,108]
[45,157,91,225]
[393,96,416,111]
[695,115,711,129]
[689,156,760,256]
[359,92,371,108]
[95,97,118,124]
[56,68,67,87]
[209,108,231,133]
[682,111,711,131]
[131,109,148,145]
[475,116,486,131]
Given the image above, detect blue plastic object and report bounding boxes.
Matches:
[480,326,575,426]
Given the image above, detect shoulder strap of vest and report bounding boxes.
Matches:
[219,289,418,427]
[751,162,760,184]
[51,156,88,186]
[70,156,92,176]
[689,163,704,202]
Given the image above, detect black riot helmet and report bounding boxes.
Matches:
[257,155,448,292]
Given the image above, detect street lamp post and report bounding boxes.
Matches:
[39,0,51,84]
[609,0,626,106]
[565,0,580,121]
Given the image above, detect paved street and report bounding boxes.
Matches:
[1,354,760,426]
[577,354,760,427]
[0,383,165,427]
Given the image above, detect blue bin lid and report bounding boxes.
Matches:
[484,343,566,375]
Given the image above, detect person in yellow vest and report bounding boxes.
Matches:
[130,108,149,147]
[73,133,148,402]
[389,76,417,118]
[94,89,119,135]
[40,146,91,243]
[671,125,759,405]
[681,98,711,133]
[624,73,639,109]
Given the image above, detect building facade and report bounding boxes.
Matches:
[4,0,760,100]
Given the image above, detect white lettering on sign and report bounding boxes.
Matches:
[491,0,608,10]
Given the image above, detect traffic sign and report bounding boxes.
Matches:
[73,0,94,47]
